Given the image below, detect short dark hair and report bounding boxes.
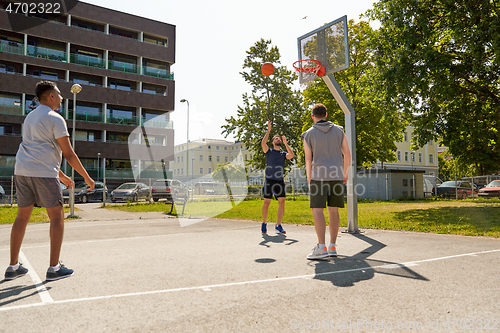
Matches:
[272,134,281,141]
[35,81,57,100]
[312,103,327,117]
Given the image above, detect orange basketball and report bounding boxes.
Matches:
[261,62,274,76]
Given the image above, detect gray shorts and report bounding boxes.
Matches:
[15,175,63,208]
[309,180,345,209]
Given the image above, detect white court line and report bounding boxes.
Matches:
[1,248,499,313]
[0,225,259,252]
[18,250,54,304]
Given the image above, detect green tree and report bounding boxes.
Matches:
[367,0,500,175]
[211,163,247,182]
[222,39,305,172]
[298,20,405,168]
[438,149,477,181]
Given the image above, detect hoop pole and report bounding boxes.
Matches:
[322,73,358,233]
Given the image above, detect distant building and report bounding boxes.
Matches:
[373,126,439,176]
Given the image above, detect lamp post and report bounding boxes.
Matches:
[68,83,82,218]
[191,157,195,201]
[97,152,101,182]
[180,99,189,186]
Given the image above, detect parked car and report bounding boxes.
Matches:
[434,181,478,199]
[478,180,500,198]
[151,179,186,202]
[111,182,150,202]
[63,181,107,203]
[0,185,4,199]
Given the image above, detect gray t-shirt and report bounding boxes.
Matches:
[301,120,345,181]
[15,104,69,178]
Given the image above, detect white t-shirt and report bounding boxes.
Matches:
[14,104,69,178]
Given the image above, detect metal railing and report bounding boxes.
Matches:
[70,53,105,68]
[142,67,174,80]
[0,104,23,116]
[0,40,24,55]
[26,45,66,62]
[68,110,104,123]
[108,60,139,74]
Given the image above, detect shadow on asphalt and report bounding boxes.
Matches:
[311,233,429,287]
[0,281,52,307]
[259,233,299,248]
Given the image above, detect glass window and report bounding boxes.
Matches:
[199,167,203,174]
[404,152,409,162]
[429,154,434,164]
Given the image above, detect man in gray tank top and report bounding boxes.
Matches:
[301,104,351,259]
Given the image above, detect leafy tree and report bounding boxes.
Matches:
[222,39,305,172]
[212,163,247,182]
[438,149,477,181]
[298,20,405,168]
[367,0,500,175]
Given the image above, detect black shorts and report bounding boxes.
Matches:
[309,180,345,208]
[263,179,286,199]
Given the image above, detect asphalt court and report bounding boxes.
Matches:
[1,215,500,332]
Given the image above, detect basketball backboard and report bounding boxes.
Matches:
[297,15,349,84]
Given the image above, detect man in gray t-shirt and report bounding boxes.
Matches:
[5,81,94,282]
[301,103,351,260]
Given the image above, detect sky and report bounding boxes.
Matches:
[82,0,378,145]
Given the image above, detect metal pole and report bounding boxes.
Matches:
[11,175,14,206]
[102,158,106,207]
[322,74,358,233]
[455,175,458,200]
[69,92,76,217]
[97,152,100,182]
[386,174,389,201]
[412,174,416,199]
[68,84,81,218]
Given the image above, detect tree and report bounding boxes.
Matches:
[212,163,247,182]
[298,20,406,168]
[222,39,305,172]
[367,0,500,175]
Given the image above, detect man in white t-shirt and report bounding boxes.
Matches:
[5,81,94,281]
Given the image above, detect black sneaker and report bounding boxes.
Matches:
[4,263,29,280]
[46,263,74,281]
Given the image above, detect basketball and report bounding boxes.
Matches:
[261,62,274,76]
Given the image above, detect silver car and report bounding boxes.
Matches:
[111,182,150,202]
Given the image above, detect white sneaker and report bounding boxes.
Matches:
[328,244,337,257]
[307,244,328,260]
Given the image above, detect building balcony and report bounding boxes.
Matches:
[142,66,174,80]
[70,53,106,69]
[108,60,139,75]
[26,45,66,62]
[68,110,104,123]
[0,40,24,55]
[0,103,23,116]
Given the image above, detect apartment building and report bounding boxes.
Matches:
[373,126,439,175]
[0,0,175,184]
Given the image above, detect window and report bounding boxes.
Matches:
[217,156,220,162]
[397,151,401,162]
[418,153,422,163]
[181,156,183,162]
[208,155,212,162]
[224,147,227,150]
[245,154,247,160]
[404,152,409,162]
[200,155,203,161]
[404,132,408,142]
[411,152,416,162]
[225,157,228,163]
[216,146,219,150]
[208,167,212,173]
[177,157,179,163]
[403,179,408,187]
[429,154,434,164]
[199,167,203,174]
[429,141,433,146]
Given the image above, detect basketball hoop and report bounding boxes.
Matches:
[293,59,326,77]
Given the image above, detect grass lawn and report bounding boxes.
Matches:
[103,197,500,237]
[0,206,77,224]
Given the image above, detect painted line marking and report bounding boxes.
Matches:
[1,248,499,313]
[18,250,53,304]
